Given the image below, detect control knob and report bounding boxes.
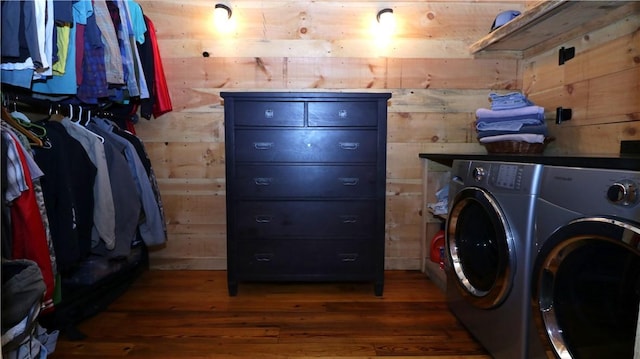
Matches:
[472,167,486,181]
[606,180,638,206]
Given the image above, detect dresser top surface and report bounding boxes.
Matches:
[220,91,392,100]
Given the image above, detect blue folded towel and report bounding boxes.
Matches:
[475,106,545,123]
[489,92,534,110]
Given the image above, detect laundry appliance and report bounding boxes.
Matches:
[531,165,640,359]
[445,159,543,359]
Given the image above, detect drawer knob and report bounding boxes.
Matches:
[254,253,273,262]
[339,253,359,262]
[340,215,359,223]
[338,109,348,118]
[339,177,359,186]
[264,109,274,118]
[254,177,273,186]
[339,142,359,150]
[254,215,273,223]
[253,142,274,150]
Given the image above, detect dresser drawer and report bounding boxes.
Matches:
[233,101,304,126]
[234,200,377,239]
[308,101,379,127]
[235,129,378,163]
[233,239,375,279]
[234,165,379,198]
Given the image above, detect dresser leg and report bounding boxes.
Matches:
[374,282,384,296]
[228,282,238,296]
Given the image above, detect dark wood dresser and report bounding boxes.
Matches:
[222,92,391,296]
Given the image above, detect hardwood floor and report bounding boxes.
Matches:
[48,270,490,358]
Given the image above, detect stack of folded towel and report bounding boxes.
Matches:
[475,92,548,144]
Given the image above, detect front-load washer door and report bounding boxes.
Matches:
[446,186,515,309]
[533,217,640,359]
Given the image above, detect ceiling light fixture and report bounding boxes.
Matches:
[215,3,232,22]
[376,8,395,33]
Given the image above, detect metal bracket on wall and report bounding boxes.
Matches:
[558,46,575,65]
[556,107,572,124]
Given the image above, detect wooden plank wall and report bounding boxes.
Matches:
[132,0,635,271]
[522,10,640,154]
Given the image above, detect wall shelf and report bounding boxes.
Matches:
[469,0,639,58]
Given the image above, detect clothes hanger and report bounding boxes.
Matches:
[10,104,47,139]
[70,105,104,143]
[48,103,65,122]
[1,106,44,147]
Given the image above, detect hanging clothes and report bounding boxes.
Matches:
[85,122,141,258]
[33,121,97,272]
[2,0,170,116]
[2,129,55,310]
[76,11,109,104]
[112,126,167,238]
[93,0,124,85]
[90,117,166,246]
[58,117,117,250]
[141,15,172,119]
[32,0,93,95]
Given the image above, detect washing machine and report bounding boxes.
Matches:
[531,165,640,359]
[446,159,543,359]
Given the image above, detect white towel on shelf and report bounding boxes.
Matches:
[479,133,546,144]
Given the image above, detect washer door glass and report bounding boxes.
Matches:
[534,217,640,359]
[447,187,514,309]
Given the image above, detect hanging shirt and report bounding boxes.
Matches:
[0,1,45,71]
[33,0,54,80]
[3,130,55,310]
[127,0,147,45]
[93,0,124,85]
[59,117,116,250]
[113,127,167,239]
[106,0,139,98]
[32,0,94,95]
[91,117,166,246]
[77,12,109,103]
[86,123,141,257]
[33,122,97,272]
[123,0,149,99]
[145,15,172,118]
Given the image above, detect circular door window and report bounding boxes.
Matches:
[533,217,640,359]
[447,187,514,309]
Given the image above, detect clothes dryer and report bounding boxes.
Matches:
[531,165,640,359]
[446,160,543,359]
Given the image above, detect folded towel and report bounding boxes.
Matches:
[489,92,534,110]
[477,123,549,139]
[475,106,545,123]
[476,119,544,132]
[479,133,546,144]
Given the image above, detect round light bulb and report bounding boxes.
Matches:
[377,9,395,32]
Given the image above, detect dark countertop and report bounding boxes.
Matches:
[419,153,640,171]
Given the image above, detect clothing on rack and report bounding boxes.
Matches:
[90,117,166,246]
[59,117,117,250]
[1,104,165,313]
[86,122,141,258]
[139,15,172,119]
[1,128,55,311]
[1,0,172,118]
[32,121,97,272]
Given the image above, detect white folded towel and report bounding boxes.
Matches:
[479,134,546,143]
